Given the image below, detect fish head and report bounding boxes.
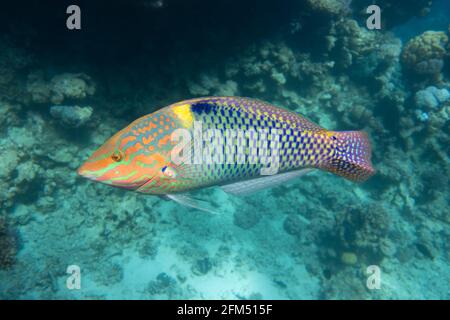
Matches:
[77,115,175,191]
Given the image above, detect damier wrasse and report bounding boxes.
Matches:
[78,97,374,210]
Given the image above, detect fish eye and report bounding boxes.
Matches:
[111,150,124,162]
[161,166,168,173]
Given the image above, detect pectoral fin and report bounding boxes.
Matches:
[166,193,220,214]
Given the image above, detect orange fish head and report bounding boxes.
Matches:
[78,106,189,193]
[77,126,169,191]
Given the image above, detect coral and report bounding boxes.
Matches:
[420,169,448,199]
[414,110,429,122]
[90,261,124,286]
[50,105,93,128]
[224,40,335,100]
[188,74,238,97]
[26,72,52,104]
[319,268,369,299]
[402,31,448,77]
[0,102,21,130]
[283,214,305,237]
[191,257,213,276]
[137,240,158,259]
[26,72,96,105]
[329,19,378,68]
[306,0,352,16]
[320,203,391,266]
[147,272,177,296]
[233,207,262,230]
[0,147,22,210]
[0,149,19,179]
[415,86,450,110]
[50,73,96,104]
[0,216,18,269]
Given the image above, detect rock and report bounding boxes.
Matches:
[50,105,93,127]
[192,257,212,276]
[0,149,19,179]
[15,161,40,186]
[0,217,18,269]
[147,273,176,295]
[283,214,304,236]
[233,208,261,230]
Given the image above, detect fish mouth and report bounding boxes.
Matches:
[77,165,94,179]
[77,165,153,191]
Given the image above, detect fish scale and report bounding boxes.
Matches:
[187,97,330,171]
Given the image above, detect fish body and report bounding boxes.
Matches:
[78,97,374,195]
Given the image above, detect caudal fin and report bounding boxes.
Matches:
[322,131,374,182]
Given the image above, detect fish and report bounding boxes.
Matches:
[77,96,374,211]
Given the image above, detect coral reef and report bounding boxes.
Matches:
[415,86,450,110]
[191,257,213,276]
[305,0,352,17]
[0,216,18,269]
[50,105,93,128]
[233,207,262,230]
[26,72,96,105]
[283,214,305,237]
[402,31,449,82]
[316,203,392,271]
[146,272,178,298]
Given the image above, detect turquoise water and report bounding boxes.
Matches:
[0,0,449,299]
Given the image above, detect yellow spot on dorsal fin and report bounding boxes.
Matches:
[321,130,335,138]
[172,103,194,127]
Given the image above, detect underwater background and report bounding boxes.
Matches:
[0,0,449,299]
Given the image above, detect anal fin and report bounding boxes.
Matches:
[221,169,314,196]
